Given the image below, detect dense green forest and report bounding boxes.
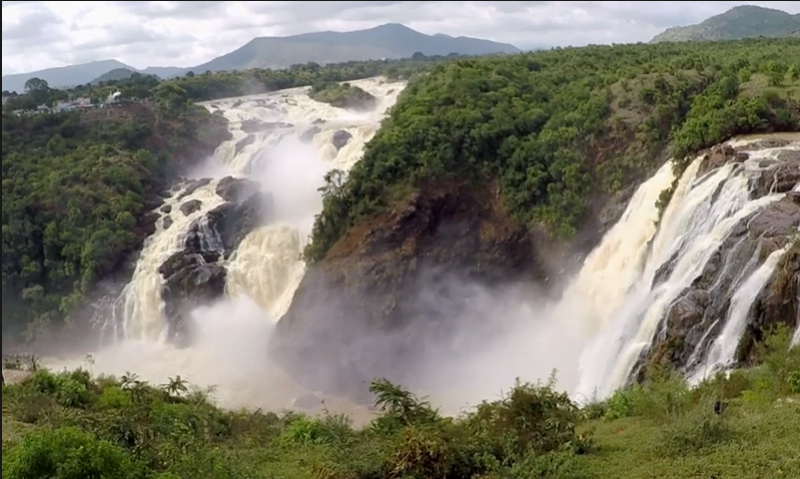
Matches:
[303,38,800,262]
[0,89,228,340]
[2,327,798,478]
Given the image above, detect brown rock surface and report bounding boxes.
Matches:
[271,180,545,400]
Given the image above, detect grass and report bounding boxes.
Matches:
[575,396,800,478]
[2,327,799,479]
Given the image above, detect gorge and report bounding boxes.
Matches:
[37,79,799,416]
[4,37,800,478]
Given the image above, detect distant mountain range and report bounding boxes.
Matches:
[2,23,519,93]
[651,5,800,43]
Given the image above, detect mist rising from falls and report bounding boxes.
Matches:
[45,77,406,414]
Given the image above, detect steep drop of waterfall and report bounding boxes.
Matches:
[572,138,798,400]
[120,77,404,342]
[46,77,405,415]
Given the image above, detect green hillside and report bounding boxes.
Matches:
[90,68,138,85]
[651,5,800,43]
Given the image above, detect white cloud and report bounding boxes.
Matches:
[2,1,799,74]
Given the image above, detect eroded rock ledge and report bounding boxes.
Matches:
[270,180,545,399]
[158,176,271,344]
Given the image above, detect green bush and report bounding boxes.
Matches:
[2,426,144,479]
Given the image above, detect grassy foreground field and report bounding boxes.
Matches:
[2,328,798,479]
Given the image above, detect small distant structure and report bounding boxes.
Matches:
[106,91,122,104]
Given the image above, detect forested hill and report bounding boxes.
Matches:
[651,5,800,43]
[303,38,800,262]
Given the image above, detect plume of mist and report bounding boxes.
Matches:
[272,264,590,414]
[27,77,595,419]
[249,134,330,224]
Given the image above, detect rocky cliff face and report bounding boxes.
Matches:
[158,176,270,344]
[271,180,548,401]
[642,139,800,377]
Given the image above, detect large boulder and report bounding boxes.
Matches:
[158,179,272,343]
[270,180,545,401]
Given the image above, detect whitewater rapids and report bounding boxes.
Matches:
[41,78,798,416]
[44,78,404,418]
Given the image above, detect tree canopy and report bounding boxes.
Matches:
[303,38,800,262]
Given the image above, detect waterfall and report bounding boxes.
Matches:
[45,78,406,414]
[45,74,797,413]
[572,140,796,400]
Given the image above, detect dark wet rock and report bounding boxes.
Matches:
[159,250,227,344]
[241,119,293,134]
[215,176,261,203]
[145,196,165,210]
[160,204,172,214]
[749,154,800,197]
[203,192,271,258]
[158,189,273,342]
[140,212,159,237]
[332,130,352,151]
[698,144,737,175]
[643,190,800,374]
[179,199,203,216]
[312,118,326,125]
[176,178,212,201]
[163,215,173,230]
[300,126,321,143]
[234,134,256,156]
[292,393,322,410]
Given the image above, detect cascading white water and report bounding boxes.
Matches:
[106,182,226,342]
[690,243,792,382]
[45,78,405,416]
[571,140,795,400]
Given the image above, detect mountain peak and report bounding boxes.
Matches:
[3,24,519,92]
[651,5,799,43]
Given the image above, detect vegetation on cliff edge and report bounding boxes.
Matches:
[304,38,800,263]
[2,327,798,479]
[309,82,377,111]
[1,90,227,341]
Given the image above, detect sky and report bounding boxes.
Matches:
[2,1,799,75]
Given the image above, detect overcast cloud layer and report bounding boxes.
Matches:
[3,1,799,75]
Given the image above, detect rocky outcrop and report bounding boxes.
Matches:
[158,177,271,343]
[300,126,321,143]
[234,134,256,156]
[271,180,546,401]
[332,130,352,151]
[642,139,800,375]
[241,119,293,134]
